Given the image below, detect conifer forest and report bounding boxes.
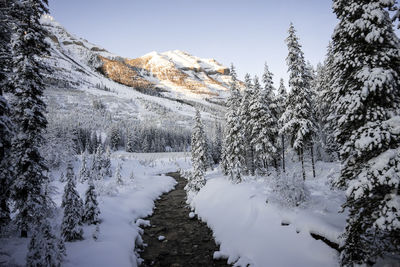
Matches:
[0,0,400,266]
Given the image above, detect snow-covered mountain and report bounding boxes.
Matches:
[41,15,236,127]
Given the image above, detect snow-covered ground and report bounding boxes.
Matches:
[189,160,347,267]
[0,152,191,267]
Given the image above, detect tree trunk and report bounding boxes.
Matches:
[310,143,316,178]
[281,135,285,173]
[301,148,306,181]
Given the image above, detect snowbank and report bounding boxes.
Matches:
[0,152,191,267]
[190,161,346,267]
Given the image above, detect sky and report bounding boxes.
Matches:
[49,0,338,87]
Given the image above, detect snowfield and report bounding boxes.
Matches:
[0,152,191,267]
[0,152,351,267]
[189,161,347,267]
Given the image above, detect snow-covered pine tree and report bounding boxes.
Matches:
[191,109,207,172]
[304,61,317,178]
[8,0,53,238]
[26,217,65,267]
[222,64,244,183]
[276,79,287,173]
[320,42,340,161]
[261,62,281,170]
[239,73,255,175]
[83,179,100,225]
[103,146,112,177]
[280,23,316,181]
[210,120,223,164]
[0,0,14,230]
[79,149,90,182]
[220,138,228,175]
[142,136,149,152]
[110,126,120,151]
[249,73,279,175]
[92,144,104,179]
[114,162,123,185]
[186,109,207,192]
[61,162,83,241]
[126,130,135,152]
[331,0,400,264]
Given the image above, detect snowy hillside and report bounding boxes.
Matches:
[40,15,234,127]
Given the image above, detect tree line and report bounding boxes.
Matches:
[189,1,400,265]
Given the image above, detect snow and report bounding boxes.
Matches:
[189,161,346,267]
[157,235,166,241]
[39,15,229,130]
[0,152,191,267]
[188,212,195,219]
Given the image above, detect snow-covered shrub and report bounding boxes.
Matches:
[272,172,309,207]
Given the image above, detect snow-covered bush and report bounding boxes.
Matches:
[272,172,309,207]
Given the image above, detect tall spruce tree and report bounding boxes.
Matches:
[187,109,207,192]
[0,0,14,230]
[276,79,287,173]
[222,64,244,183]
[9,0,52,238]
[110,126,120,151]
[26,217,65,267]
[261,62,280,170]
[249,73,279,174]
[191,109,208,172]
[114,162,123,185]
[103,146,112,177]
[280,23,315,181]
[61,162,83,241]
[331,0,400,264]
[239,73,255,175]
[83,179,100,225]
[126,130,135,152]
[314,44,340,161]
[79,149,90,182]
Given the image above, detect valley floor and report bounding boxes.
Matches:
[0,152,359,267]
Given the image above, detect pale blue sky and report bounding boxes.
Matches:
[49,0,338,87]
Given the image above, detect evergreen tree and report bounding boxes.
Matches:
[61,162,83,241]
[142,136,149,152]
[249,73,279,174]
[210,120,223,164]
[331,0,400,264]
[83,179,100,225]
[9,0,52,238]
[0,0,14,230]
[186,110,207,192]
[126,130,135,152]
[103,146,112,177]
[79,149,90,182]
[92,144,104,179]
[222,64,244,183]
[220,138,228,175]
[276,78,287,173]
[279,23,316,181]
[239,73,255,175]
[110,126,120,151]
[114,162,123,185]
[261,62,281,170]
[318,42,340,160]
[26,218,65,267]
[190,110,208,172]
[305,61,317,178]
